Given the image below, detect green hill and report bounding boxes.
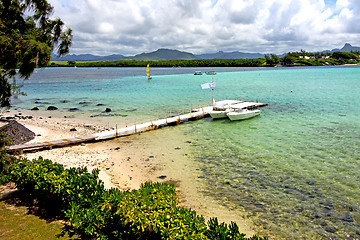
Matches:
[131,48,197,60]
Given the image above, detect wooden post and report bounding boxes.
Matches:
[116,124,118,137]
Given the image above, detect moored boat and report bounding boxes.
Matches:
[205,71,216,75]
[209,109,228,119]
[213,100,242,110]
[209,100,242,119]
[194,71,202,75]
[226,109,261,121]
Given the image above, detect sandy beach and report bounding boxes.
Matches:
[1,109,256,236]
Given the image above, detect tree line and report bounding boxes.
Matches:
[53,50,359,68]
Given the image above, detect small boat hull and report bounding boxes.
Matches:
[205,71,216,75]
[209,110,227,119]
[227,109,261,121]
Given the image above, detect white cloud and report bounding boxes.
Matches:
[336,0,350,9]
[47,0,360,55]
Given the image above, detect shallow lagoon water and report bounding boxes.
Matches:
[12,66,360,239]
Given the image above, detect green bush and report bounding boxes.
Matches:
[8,157,267,240]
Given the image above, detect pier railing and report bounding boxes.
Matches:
[5,99,267,153]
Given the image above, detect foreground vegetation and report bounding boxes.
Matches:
[1,156,266,240]
[50,50,360,68]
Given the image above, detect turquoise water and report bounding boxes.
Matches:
[12,66,360,239]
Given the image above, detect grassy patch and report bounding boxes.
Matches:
[0,201,79,240]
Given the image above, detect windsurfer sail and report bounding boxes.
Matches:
[146,64,152,80]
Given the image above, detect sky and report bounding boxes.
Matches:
[47,0,360,56]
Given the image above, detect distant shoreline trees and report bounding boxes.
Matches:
[49,50,359,68]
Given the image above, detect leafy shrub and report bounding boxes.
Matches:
[8,157,267,240]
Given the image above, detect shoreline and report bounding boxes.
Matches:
[1,109,257,236]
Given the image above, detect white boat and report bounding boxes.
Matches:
[209,109,228,119]
[205,71,216,75]
[227,109,261,121]
[213,100,242,110]
[194,71,202,75]
[209,100,242,119]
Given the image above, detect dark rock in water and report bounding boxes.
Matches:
[47,106,58,110]
[105,108,112,112]
[253,203,265,209]
[79,102,91,105]
[60,100,70,103]
[70,128,77,132]
[90,113,127,118]
[341,213,354,222]
[97,103,105,106]
[158,175,167,180]
[35,101,50,104]
[69,108,79,112]
[174,147,181,150]
[294,206,304,212]
[305,180,315,185]
[124,108,137,112]
[324,226,337,233]
[0,120,35,145]
[31,107,39,111]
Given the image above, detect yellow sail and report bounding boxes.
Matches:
[146,64,151,79]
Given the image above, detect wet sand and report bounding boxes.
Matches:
[2,109,256,236]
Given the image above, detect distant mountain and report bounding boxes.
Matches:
[51,53,128,61]
[195,51,264,59]
[51,43,360,62]
[330,43,360,53]
[131,48,197,60]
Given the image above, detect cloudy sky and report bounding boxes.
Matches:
[47,0,360,56]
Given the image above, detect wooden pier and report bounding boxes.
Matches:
[6,102,267,153]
